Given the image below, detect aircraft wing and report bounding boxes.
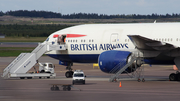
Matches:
[128,35,177,51]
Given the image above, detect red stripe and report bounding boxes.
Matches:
[53,34,59,38]
[53,34,86,38]
[66,34,86,38]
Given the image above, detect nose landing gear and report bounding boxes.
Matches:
[65,71,74,78]
[65,63,74,78]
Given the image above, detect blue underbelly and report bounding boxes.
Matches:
[46,54,175,65]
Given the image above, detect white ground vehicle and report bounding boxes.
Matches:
[39,62,54,73]
[8,62,56,79]
[72,70,86,84]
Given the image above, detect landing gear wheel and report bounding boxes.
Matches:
[65,71,74,78]
[169,73,177,81]
[177,73,180,81]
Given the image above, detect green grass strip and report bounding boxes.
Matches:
[0,50,32,57]
[0,37,47,42]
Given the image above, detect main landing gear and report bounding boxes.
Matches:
[169,71,180,81]
[65,63,74,78]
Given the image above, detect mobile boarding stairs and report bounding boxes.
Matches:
[2,42,67,79]
[109,53,145,82]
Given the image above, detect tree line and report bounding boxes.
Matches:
[0,24,71,37]
[1,10,180,19]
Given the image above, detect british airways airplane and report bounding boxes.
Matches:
[45,23,180,81]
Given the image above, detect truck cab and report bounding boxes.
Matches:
[72,70,86,84]
[39,62,55,73]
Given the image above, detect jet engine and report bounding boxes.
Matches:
[98,50,141,74]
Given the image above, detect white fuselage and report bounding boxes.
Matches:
[45,23,180,63]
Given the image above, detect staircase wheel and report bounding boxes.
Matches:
[142,78,145,82]
[138,78,141,82]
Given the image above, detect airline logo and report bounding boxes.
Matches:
[71,43,128,51]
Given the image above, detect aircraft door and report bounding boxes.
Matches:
[102,29,122,50]
[57,35,66,44]
[110,33,118,44]
[110,33,118,49]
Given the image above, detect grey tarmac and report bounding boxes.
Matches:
[0,56,180,101]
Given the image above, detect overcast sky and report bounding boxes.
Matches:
[0,0,180,15]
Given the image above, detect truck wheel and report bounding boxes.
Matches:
[40,70,45,73]
[47,77,50,79]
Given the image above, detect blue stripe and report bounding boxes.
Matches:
[46,54,99,63]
